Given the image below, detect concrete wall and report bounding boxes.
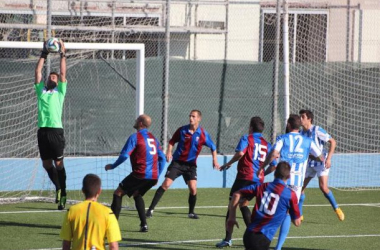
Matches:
[1,153,379,192]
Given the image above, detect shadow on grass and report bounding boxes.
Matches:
[120,238,233,249]
[0,220,61,229]
[150,211,226,219]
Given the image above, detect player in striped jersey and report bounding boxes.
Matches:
[261,114,324,250]
[299,109,344,221]
[216,117,275,248]
[105,114,166,232]
[146,110,220,219]
[226,161,301,250]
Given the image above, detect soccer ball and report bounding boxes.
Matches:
[46,38,60,53]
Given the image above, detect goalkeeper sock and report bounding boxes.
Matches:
[57,167,67,196]
[299,193,305,216]
[275,214,291,250]
[188,193,197,214]
[148,186,165,211]
[134,195,147,226]
[111,194,122,220]
[324,190,338,210]
[46,167,60,190]
[240,206,251,227]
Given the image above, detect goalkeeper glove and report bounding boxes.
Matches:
[40,41,49,59]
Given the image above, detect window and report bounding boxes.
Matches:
[260,10,328,62]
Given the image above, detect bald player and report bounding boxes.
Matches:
[105,114,166,232]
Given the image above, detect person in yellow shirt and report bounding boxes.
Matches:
[60,174,121,250]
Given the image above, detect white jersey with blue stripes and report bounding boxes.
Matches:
[300,125,331,168]
[274,132,322,187]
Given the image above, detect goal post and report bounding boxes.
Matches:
[0,41,145,205]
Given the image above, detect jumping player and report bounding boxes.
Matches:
[34,39,67,210]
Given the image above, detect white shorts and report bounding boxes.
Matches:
[305,165,330,178]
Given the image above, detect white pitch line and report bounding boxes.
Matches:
[1,203,379,214]
[24,234,380,249]
[120,234,380,247]
[0,210,65,214]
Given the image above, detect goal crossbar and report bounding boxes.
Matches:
[0,41,145,117]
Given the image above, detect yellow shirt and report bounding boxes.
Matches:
[60,200,121,250]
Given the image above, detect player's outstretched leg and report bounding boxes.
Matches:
[324,190,344,221]
[274,214,291,250]
[44,165,61,203]
[298,192,305,221]
[111,194,123,219]
[188,193,199,219]
[134,195,148,232]
[146,186,166,218]
[240,206,251,226]
[57,165,67,210]
[216,211,233,248]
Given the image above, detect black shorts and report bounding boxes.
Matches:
[165,160,197,183]
[119,174,158,197]
[37,128,65,161]
[230,179,255,198]
[243,230,271,250]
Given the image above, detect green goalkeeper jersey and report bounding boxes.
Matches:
[34,81,67,128]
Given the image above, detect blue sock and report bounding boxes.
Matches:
[298,193,305,216]
[275,214,291,250]
[324,191,338,210]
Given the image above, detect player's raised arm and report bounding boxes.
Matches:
[220,151,244,171]
[105,135,136,171]
[35,42,49,84]
[59,39,66,83]
[211,149,220,170]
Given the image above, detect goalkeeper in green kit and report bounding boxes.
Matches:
[34,39,67,210]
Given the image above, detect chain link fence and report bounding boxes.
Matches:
[1,0,380,198]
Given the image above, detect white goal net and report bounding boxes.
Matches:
[0,42,144,205]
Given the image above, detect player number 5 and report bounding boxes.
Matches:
[147,138,157,155]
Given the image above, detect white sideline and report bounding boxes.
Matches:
[26,234,380,250]
[0,203,379,214]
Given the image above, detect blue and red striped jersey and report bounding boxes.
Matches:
[169,125,216,164]
[111,128,166,180]
[235,133,272,183]
[239,179,300,241]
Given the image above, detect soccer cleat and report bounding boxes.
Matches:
[146,209,154,218]
[140,224,148,232]
[216,239,232,248]
[55,189,61,204]
[58,196,66,210]
[188,213,199,219]
[335,208,345,221]
[300,215,304,221]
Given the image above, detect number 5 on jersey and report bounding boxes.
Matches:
[147,138,157,155]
